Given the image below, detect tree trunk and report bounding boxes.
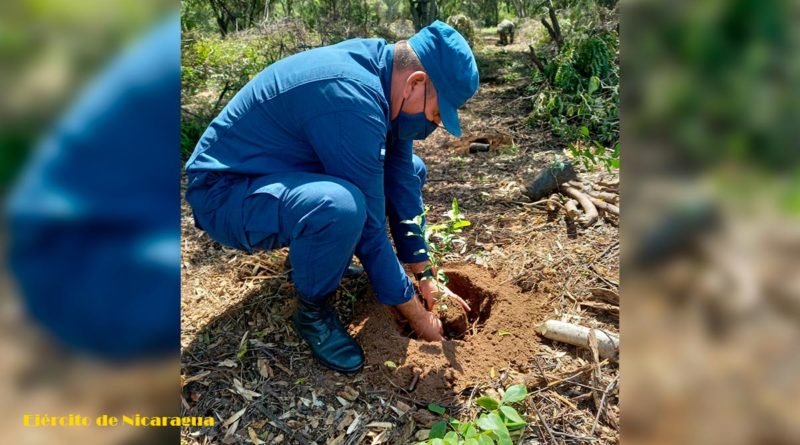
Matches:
[523,160,578,201]
[528,45,547,76]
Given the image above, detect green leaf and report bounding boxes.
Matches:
[443,431,459,444]
[588,76,600,95]
[501,384,528,404]
[429,421,447,439]
[430,439,444,445]
[428,403,446,415]
[476,414,494,432]
[495,434,512,445]
[476,396,500,411]
[464,439,480,445]
[384,360,397,369]
[497,330,511,337]
[610,158,620,169]
[480,412,512,445]
[452,220,471,229]
[499,406,526,430]
[463,423,478,438]
[451,198,460,218]
[580,126,590,138]
[476,434,495,445]
[427,224,448,232]
[236,342,248,360]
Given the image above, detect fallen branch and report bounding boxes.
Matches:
[528,45,548,76]
[536,320,619,360]
[562,185,598,226]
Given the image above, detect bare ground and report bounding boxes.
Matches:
[181,27,619,445]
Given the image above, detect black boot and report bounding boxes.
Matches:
[284,257,364,279]
[291,298,364,373]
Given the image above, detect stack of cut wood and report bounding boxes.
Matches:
[523,161,619,227]
[559,180,618,226]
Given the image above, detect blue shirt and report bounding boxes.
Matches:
[185,39,429,305]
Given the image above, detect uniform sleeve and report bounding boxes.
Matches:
[304,110,415,305]
[384,138,429,263]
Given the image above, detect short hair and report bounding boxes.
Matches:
[395,41,434,90]
[395,40,424,73]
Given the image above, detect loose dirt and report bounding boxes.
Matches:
[352,264,549,403]
[434,299,469,339]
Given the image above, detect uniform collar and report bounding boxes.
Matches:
[380,43,394,117]
[380,43,396,144]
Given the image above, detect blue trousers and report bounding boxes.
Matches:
[187,155,427,302]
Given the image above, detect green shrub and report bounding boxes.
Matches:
[529,28,619,171]
[180,20,315,160]
[446,14,477,47]
[417,384,529,445]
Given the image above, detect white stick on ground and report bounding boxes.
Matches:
[536,320,619,360]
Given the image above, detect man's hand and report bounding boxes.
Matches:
[418,278,471,313]
[395,296,443,341]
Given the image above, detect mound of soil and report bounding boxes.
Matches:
[346,263,548,403]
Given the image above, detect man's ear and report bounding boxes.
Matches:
[404,71,427,98]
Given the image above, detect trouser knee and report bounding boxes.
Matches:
[304,180,367,240]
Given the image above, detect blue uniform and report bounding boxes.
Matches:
[185,39,430,305]
[7,15,180,359]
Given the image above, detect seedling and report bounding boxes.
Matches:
[417,383,529,445]
[343,291,357,310]
[401,198,471,311]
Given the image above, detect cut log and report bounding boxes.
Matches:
[587,190,619,204]
[536,320,619,360]
[589,287,619,305]
[524,161,578,201]
[542,193,562,212]
[564,199,580,219]
[562,185,599,226]
[587,195,619,216]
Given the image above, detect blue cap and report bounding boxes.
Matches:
[408,20,479,137]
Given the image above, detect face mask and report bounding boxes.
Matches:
[392,81,439,141]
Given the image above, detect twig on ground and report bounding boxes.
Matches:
[591,375,619,436]
[408,368,421,392]
[531,398,558,445]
